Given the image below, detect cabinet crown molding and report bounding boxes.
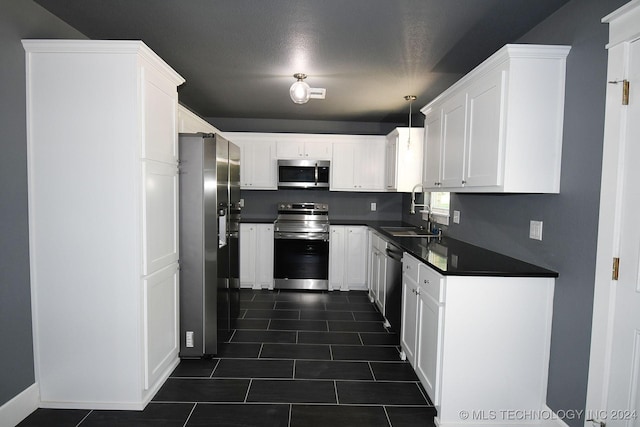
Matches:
[22,39,185,85]
[420,44,570,114]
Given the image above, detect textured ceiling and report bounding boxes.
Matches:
[34,0,570,123]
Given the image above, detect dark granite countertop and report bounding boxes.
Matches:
[240,217,558,278]
[332,220,558,278]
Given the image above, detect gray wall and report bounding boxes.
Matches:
[240,190,403,222]
[441,0,627,424]
[0,0,86,407]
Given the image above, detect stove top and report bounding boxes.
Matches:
[274,202,329,233]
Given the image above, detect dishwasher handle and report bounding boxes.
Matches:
[386,246,403,261]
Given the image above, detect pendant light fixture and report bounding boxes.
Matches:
[404,95,417,148]
[290,73,310,104]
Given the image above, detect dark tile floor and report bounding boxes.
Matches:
[18,289,436,427]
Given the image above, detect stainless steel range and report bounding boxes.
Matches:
[274,202,330,290]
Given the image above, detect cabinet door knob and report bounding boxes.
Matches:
[462,180,467,185]
[416,288,421,295]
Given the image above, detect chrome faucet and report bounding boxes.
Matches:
[410,183,429,214]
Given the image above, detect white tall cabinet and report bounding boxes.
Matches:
[23,40,185,410]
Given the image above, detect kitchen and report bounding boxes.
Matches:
[1,1,637,427]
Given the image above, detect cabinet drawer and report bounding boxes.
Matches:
[402,253,420,282]
[418,263,445,303]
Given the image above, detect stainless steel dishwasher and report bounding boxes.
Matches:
[384,243,404,333]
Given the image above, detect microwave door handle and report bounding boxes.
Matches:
[314,163,318,186]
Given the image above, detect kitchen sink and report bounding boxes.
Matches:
[380,226,440,238]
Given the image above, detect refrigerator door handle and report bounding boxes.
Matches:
[218,208,227,248]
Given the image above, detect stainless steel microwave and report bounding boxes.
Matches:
[277,159,330,189]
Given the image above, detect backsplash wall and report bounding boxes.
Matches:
[240,189,403,222]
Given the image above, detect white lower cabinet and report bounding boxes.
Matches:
[401,253,555,426]
[400,254,421,365]
[240,223,274,289]
[329,226,368,291]
[369,232,388,313]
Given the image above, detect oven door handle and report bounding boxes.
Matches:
[275,232,329,241]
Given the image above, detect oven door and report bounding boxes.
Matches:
[274,232,329,290]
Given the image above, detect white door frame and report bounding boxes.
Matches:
[586,0,640,424]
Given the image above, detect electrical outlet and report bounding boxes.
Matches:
[186,331,194,348]
[453,210,460,224]
[529,220,543,241]
[370,202,377,211]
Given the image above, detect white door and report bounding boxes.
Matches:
[588,3,640,426]
[604,37,640,427]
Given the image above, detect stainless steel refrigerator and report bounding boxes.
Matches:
[179,133,241,357]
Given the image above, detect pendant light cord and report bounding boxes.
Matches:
[404,95,416,149]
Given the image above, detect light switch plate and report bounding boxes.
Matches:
[453,210,460,224]
[529,220,543,240]
[370,202,377,211]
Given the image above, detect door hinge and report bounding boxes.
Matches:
[609,79,629,105]
[613,257,620,280]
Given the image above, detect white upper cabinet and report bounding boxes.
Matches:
[421,44,571,193]
[331,136,386,191]
[423,110,442,189]
[385,127,424,192]
[276,136,332,160]
[222,132,278,190]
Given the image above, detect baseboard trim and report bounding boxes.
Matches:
[0,383,39,427]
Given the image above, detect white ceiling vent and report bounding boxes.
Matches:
[309,88,326,99]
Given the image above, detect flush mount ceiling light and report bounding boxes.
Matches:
[289,73,326,104]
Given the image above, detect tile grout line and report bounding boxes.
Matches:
[209,358,221,378]
[334,380,340,405]
[368,361,377,381]
[382,405,394,427]
[243,378,253,403]
[182,403,198,427]
[287,403,293,427]
[75,409,93,426]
